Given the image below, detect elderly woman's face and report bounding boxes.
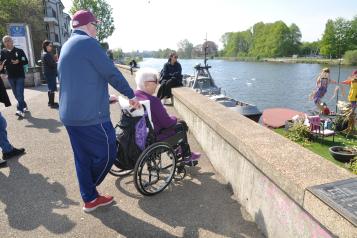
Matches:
[144,78,158,95]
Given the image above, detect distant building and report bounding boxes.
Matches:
[43,0,71,50]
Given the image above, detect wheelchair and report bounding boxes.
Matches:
[109,99,197,196]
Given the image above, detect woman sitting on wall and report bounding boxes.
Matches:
[135,68,200,164]
[157,52,183,104]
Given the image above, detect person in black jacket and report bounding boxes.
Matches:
[41,40,58,108]
[0,60,25,167]
[157,52,183,102]
[1,36,29,118]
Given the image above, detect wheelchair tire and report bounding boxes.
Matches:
[134,142,177,196]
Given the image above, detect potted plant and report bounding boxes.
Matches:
[329,146,357,163]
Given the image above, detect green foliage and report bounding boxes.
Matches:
[300,41,320,56]
[221,21,302,58]
[153,48,175,58]
[344,50,357,65]
[112,48,123,60]
[286,123,311,146]
[177,39,193,59]
[70,0,115,42]
[334,115,349,131]
[348,158,357,175]
[320,17,357,58]
[0,0,46,61]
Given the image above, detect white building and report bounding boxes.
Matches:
[43,0,71,48]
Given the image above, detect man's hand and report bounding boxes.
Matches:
[11,59,19,64]
[129,98,141,109]
[109,94,118,104]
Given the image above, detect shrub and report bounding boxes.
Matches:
[344,50,357,65]
[286,123,311,146]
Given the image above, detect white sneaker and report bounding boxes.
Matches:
[23,107,29,112]
[161,99,166,105]
[15,111,25,118]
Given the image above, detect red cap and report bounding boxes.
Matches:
[72,10,98,28]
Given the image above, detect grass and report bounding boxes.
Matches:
[275,128,357,169]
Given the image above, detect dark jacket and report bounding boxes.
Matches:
[0,76,11,107]
[0,47,28,79]
[41,51,57,76]
[161,61,183,83]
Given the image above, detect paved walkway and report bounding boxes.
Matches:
[0,70,263,238]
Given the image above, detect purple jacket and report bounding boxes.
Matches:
[135,90,177,140]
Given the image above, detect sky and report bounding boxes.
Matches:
[61,0,357,52]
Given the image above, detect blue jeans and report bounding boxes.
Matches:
[0,112,13,153]
[8,77,26,112]
[44,73,57,92]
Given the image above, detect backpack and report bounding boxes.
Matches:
[114,106,155,170]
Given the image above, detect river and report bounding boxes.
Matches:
[139,58,356,113]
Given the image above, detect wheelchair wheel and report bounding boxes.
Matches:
[134,142,177,196]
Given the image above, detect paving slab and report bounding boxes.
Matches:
[0,70,262,238]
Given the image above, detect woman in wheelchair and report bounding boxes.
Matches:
[134,68,200,165]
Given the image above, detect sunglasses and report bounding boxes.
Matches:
[146,79,158,84]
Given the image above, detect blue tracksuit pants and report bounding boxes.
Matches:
[66,121,116,202]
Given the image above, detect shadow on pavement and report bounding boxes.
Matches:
[0,158,78,234]
[24,112,62,133]
[134,167,264,238]
[91,204,178,238]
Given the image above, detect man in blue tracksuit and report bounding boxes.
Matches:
[58,10,140,212]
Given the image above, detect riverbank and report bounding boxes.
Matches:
[217,56,347,65]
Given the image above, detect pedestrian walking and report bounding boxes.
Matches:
[1,36,29,118]
[58,10,140,212]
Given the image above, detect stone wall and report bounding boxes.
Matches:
[172,87,357,238]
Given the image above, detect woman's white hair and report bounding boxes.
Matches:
[135,67,159,90]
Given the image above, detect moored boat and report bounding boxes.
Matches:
[182,58,262,122]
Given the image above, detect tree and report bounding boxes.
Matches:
[320,18,355,58]
[289,23,302,55]
[0,0,46,62]
[70,0,115,42]
[300,41,320,56]
[177,39,193,59]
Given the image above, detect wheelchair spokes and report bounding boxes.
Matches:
[134,142,177,196]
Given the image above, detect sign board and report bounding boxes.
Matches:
[7,23,35,67]
[308,178,357,226]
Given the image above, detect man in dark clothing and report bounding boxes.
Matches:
[157,52,183,102]
[0,60,25,167]
[1,36,29,118]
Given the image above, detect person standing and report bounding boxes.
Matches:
[0,60,25,167]
[310,68,336,112]
[157,52,183,103]
[58,10,140,212]
[1,36,29,118]
[41,40,59,108]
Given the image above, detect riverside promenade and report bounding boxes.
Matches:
[0,69,263,238]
